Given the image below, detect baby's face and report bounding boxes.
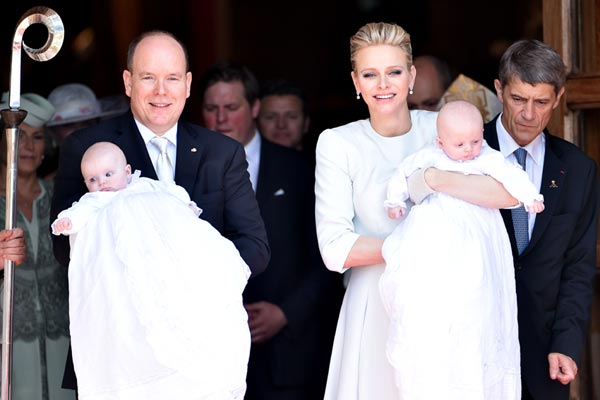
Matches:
[437,123,483,162]
[82,152,131,192]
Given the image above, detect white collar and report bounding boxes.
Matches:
[135,119,178,146]
[244,129,261,158]
[495,113,545,166]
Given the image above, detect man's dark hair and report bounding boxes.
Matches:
[260,78,309,116]
[497,39,566,94]
[198,61,260,106]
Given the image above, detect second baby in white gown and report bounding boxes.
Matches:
[380,101,544,400]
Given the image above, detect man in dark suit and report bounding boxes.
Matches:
[50,31,270,391]
[483,39,599,400]
[199,61,344,400]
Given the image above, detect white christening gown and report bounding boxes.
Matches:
[53,174,251,400]
[380,143,542,399]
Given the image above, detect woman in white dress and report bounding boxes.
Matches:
[315,22,519,400]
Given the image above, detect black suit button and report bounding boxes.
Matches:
[516,263,523,271]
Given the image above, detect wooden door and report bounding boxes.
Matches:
[544,1,600,398]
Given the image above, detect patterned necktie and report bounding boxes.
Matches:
[511,148,529,254]
[150,136,174,183]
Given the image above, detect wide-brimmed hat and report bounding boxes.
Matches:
[47,83,127,127]
[0,91,55,128]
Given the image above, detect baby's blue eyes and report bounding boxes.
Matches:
[87,171,113,184]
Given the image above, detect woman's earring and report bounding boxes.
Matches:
[356,92,361,100]
[409,87,414,95]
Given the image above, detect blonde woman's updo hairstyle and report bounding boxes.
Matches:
[350,22,413,72]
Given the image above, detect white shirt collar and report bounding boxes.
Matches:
[495,113,545,167]
[135,119,178,175]
[244,130,261,192]
[135,119,178,146]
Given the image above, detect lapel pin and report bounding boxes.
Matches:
[191,147,197,153]
[549,180,558,188]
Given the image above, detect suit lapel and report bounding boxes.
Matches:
[115,115,157,179]
[255,140,270,206]
[173,122,203,195]
[527,135,566,251]
[483,119,501,151]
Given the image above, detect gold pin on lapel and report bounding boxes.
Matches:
[549,180,558,188]
[191,147,197,153]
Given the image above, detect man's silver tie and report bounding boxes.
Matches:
[151,136,174,183]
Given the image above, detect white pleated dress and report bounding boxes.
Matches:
[315,111,438,400]
[53,174,251,400]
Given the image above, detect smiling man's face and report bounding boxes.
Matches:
[123,33,191,135]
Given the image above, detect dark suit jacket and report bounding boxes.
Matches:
[243,138,343,398]
[50,111,270,390]
[484,117,599,400]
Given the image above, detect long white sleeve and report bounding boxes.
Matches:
[52,192,114,235]
[314,130,360,273]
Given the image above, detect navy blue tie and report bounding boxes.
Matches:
[511,148,529,254]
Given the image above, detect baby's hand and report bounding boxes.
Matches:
[387,206,406,220]
[525,200,545,214]
[51,218,72,235]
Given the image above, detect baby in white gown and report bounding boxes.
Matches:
[380,101,544,400]
[52,142,251,400]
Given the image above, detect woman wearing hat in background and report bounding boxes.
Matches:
[40,83,129,180]
[0,92,75,400]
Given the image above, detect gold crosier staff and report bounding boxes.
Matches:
[0,7,63,400]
